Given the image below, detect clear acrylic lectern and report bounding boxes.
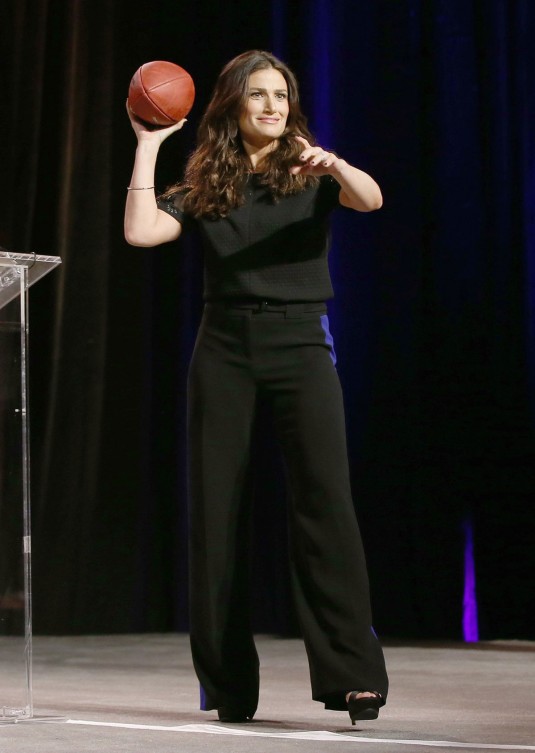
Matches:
[0,249,61,721]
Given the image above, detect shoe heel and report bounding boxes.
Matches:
[347,691,382,724]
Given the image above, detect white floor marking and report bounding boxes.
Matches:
[59,719,535,751]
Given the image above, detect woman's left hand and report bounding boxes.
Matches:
[290,136,342,176]
[290,136,383,211]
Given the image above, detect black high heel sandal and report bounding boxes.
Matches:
[217,706,254,723]
[347,691,383,724]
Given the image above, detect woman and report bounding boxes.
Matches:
[125,50,388,725]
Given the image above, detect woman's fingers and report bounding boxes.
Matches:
[295,135,321,163]
[317,152,337,167]
[295,135,311,149]
[307,149,332,166]
[126,100,187,143]
[291,140,338,174]
[294,136,333,166]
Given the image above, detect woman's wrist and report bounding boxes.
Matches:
[328,158,349,179]
[135,138,161,156]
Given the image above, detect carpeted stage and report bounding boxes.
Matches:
[1,634,534,752]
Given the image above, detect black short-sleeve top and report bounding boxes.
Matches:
[157,174,342,303]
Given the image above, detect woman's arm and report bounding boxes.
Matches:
[124,103,187,246]
[328,161,383,212]
[290,136,383,212]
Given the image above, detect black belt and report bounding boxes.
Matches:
[210,299,327,314]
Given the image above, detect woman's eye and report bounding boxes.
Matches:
[250,92,262,98]
[276,93,287,99]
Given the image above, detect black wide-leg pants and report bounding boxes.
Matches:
[187,302,388,714]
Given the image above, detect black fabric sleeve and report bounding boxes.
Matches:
[319,174,343,211]
[156,192,193,231]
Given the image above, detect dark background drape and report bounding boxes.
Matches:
[1,0,534,640]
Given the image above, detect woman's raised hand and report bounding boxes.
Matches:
[126,100,187,146]
[290,136,343,176]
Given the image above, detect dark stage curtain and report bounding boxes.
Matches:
[1,0,534,640]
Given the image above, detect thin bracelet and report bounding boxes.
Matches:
[127,186,155,191]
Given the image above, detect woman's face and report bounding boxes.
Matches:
[238,67,289,147]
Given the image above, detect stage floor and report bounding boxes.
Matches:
[1,634,534,752]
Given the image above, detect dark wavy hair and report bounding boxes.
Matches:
[162,50,318,219]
